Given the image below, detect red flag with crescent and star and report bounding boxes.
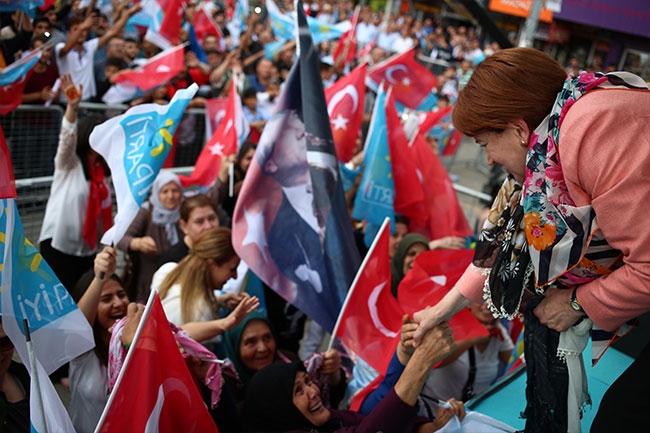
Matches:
[408,131,473,240]
[178,77,239,188]
[194,2,224,48]
[384,88,426,227]
[331,5,359,67]
[398,249,489,343]
[96,293,219,433]
[204,97,229,139]
[367,48,437,110]
[0,48,40,115]
[112,44,185,92]
[324,62,366,162]
[333,219,402,374]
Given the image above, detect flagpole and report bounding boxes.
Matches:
[228,162,234,196]
[294,0,300,56]
[326,217,391,352]
[93,289,158,433]
[363,81,387,151]
[24,319,48,433]
[338,5,359,65]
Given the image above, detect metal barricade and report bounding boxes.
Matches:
[6,103,489,244]
[418,55,453,76]
[1,105,65,179]
[4,103,206,243]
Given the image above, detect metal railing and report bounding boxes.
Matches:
[4,103,489,242]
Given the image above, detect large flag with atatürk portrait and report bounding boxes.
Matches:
[232,2,360,332]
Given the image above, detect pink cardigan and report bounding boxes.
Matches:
[457,87,650,332]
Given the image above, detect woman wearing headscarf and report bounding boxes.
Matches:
[390,233,430,297]
[117,170,184,302]
[243,321,464,433]
[411,47,650,432]
[222,312,347,408]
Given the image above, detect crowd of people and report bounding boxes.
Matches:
[2,0,650,432]
[1,0,511,112]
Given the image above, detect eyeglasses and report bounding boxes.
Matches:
[0,336,14,352]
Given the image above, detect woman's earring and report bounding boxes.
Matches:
[521,139,527,146]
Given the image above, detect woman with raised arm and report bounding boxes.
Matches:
[157,227,259,349]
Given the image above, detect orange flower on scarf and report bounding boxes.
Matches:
[524,211,557,250]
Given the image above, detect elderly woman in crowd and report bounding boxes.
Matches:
[243,321,464,433]
[222,312,347,409]
[118,170,184,302]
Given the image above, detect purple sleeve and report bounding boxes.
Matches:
[290,390,429,433]
[359,352,404,415]
[353,389,428,433]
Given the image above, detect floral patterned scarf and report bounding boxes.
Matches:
[523,71,648,287]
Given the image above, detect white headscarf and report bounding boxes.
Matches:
[148,170,182,245]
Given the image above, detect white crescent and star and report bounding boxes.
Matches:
[385,65,410,87]
[213,109,226,127]
[368,281,398,338]
[327,85,359,132]
[327,84,359,115]
[145,378,192,432]
[331,114,349,131]
[208,141,225,155]
[223,118,234,134]
[154,65,171,73]
[430,275,447,286]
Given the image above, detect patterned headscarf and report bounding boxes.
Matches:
[390,233,430,297]
[148,170,182,246]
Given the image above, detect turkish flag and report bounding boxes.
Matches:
[0,65,36,115]
[384,89,425,227]
[97,293,218,433]
[39,0,57,10]
[397,249,488,343]
[194,4,224,47]
[157,0,184,47]
[0,75,27,115]
[178,76,238,188]
[0,125,16,199]
[112,44,185,92]
[441,128,464,157]
[204,97,229,138]
[334,219,402,374]
[368,48,437,110]
[357,41,374,59]
[332,6,359,67]
[418,106,452,135]
[409,132,473,240]
[324,62,366,162]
